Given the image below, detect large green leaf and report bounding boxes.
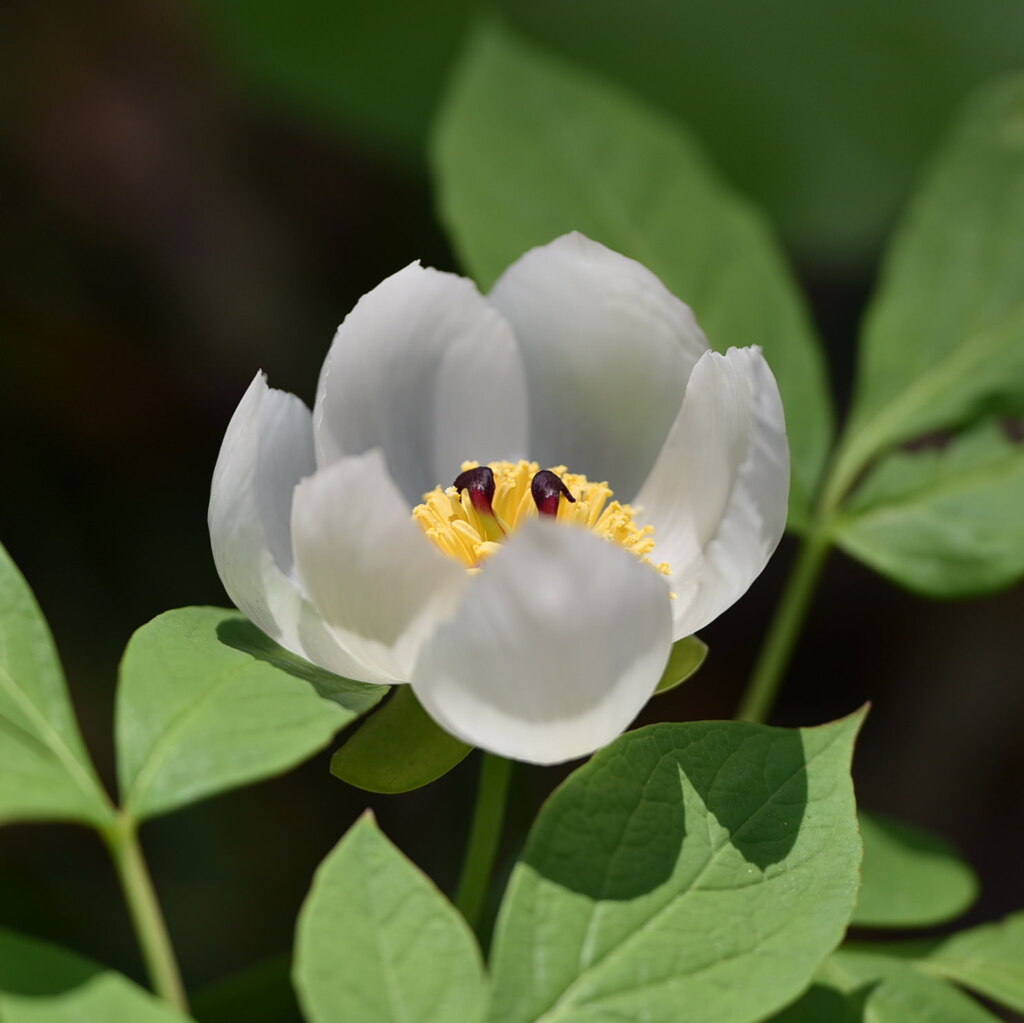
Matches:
[116,607,384,821]
[772,949,1003,1022]
[330,685,471,794]
[835,74,1024,498]
[432,22,832,530]
[924,911,1024,1012]
[834,420,1024,596]
[852,810,978,928]
[0,542,111,828]
[293,812,487,1023]
[0,927,193,1023]
[488,712,865,1023]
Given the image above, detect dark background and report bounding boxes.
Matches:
[1,0,1022,1016]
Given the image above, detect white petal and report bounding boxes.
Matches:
[254,379,316,577]
[209,373,373,680]
[488,232,709,500]
[411,520,673,765]
[634,347,789,639]
[313,262,527,505]
[291,450,469,682]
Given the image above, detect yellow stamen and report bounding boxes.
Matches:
[412,459,672,577]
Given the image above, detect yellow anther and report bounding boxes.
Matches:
[412,460,672,578]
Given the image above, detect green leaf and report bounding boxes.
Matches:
[788,949,1005,1023]
[765,980,874,1023]
[115,607,384,821]
[837,74,1024,493]
[432,21,833,530]
[924,911,1024,1012]
[0,542,111,828]
[200,0,476,158]
[653,636,708,695]
[502,1,1024,267]
[488,711,865,1023]
[0,927,193,1022]
[190,953,299,1023]
[198,0,1024,262]
[834,420,1024,596]
[293,812,487,1023]
[853,810,978,928]
[330,685,471,794]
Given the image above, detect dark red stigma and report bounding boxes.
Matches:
[531,469,576,517]
[453,466,497,515]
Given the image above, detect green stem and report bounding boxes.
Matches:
[455,753,513,935]
[736,526,833,724]
[102,811,188,1013]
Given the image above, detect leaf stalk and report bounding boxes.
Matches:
[101,810,189,1013]
[455,752,513,938]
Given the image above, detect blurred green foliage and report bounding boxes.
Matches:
[199,0,1024,265]
[2,0,1024,1014]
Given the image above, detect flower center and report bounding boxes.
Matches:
[412,459,671,576]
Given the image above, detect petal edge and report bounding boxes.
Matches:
[412,520,673,765]
[634,347,789,638]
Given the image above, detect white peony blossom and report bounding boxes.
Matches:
[209,232,789,765]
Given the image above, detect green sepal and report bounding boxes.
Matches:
[330,685,472,794]
[653,635,708,695]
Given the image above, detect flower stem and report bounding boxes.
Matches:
[736,526,833,724]
[455,752,513,936]
[102,810,188,1013]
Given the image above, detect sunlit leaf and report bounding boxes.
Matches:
[834,420,1024,596]
[293,813,487,1023]
[770,952,1002,1022]
[0,542,111,828]
[925,911,1024,1012]
[797,949,1003,1023]
[116,607,384,821]
[432,21,832,530]
[0,927,193,1023]
[853,810,978,927]
[488,711,865,1023]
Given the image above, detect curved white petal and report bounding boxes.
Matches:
[488,232,709,500]
[313,262,527,505]
[208,373,374,680]
[411,520,673,765]
[291,450,469,683]
[634,347,789,639]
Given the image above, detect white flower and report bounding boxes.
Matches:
[209,233,789,765]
